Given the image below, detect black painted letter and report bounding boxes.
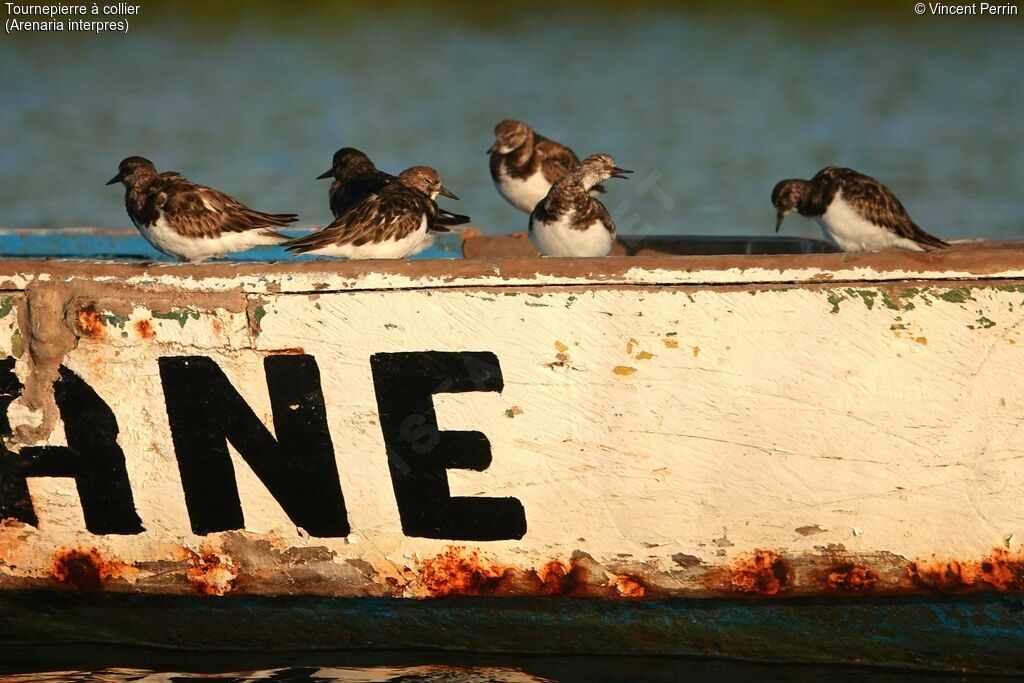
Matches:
[158,355,349,537]
[370,351,526,540]
[0,359,144,534]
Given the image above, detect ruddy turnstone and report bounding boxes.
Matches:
[288,166,459,259]
[106,156,297,262]
[529,154,631,257]
[772,166,948,252]
[488,119,605,213]
[317,147,470,228]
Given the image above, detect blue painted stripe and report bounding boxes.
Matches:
[0,228,463,261]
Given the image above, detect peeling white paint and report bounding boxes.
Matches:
[0,266,1022,598]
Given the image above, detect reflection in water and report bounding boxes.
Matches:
[0,646,972,682]
[0,666,550,683]
[0,662,958,683]
[1,1,1022,242]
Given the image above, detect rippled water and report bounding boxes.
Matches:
[1,1,1022,244]
[0,648,966,682]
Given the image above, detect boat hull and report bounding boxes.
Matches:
[0,233,1023,672]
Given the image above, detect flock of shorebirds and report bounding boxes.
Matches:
[106,119,949,263]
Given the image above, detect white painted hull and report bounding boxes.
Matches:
[1,237,1024,671]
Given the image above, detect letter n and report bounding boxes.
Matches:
[158,355,349,537]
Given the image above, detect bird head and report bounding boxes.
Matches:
[107,156,157,187]
[317,147,375,180]
[575,153,632,190]
[771,179,812,231]
[488,119,532,155]
[397,166,458,200]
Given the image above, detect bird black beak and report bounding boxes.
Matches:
[106,173,121,186]
[316,169,334,180]
[486,141,499,155]
[438,185,459,200]
[611,167,633,179]
[775,211,786,232]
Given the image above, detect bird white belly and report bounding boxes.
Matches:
[495,167,552,213]
[135,214,283,263]
[530,211,613,257]
[306,217,429,260]
[816,192,924,252]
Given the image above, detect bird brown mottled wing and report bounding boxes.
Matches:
[287,186,435,254]
[535,136,606,194]
[329,170,394,218]
[591,198,616,238]
[814,167,948,250]
[152,174,297,239]
[535,137,580,185]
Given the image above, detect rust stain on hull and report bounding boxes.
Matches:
[417,546,511,597]
[74,306,105,341]
[979,548,1024,590]
[51,548,132,591]
[134,319,155,339]
[614,574,646,598]
[182,547,238,596]
[4,530,1024,601]
[910,547,1024,593]
[538,559,584,596]
[826,563,878,592]
[728,550,790,596]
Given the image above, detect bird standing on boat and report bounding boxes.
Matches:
[106,156,297,263]
[316,147,470,228]
[488,119,605,213]
[772,166,948,252]
[287,166,458,259]
[530,154,631,257]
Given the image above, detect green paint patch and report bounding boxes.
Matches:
[897,288,922,309]
[314,302,322,310]
[846,288,877,310]
[103,314,130,329]
[879,292,902,311]
[971,316,996,330]
[0,297,13,319]
[153,308,203,328]
[505,406,524,419]
[384,323,399,329]
[938,288,974,304]
[826,291,846,314]
[827,285,1003,314]
[10,330,23,359]
[890,323,908,331]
